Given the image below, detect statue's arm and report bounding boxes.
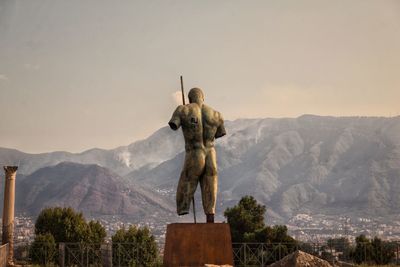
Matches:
[168,105,184,130]
[215,113,226,139]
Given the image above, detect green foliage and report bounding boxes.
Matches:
[31,207,107,265]
[225,196,298,265]
[350,235,395,265]
[35,207,87,243]
[87,220,107,243]
[351,235,374,264]
[224,196,296,244]
[29,233,57,264]
[371,237,395,265]
[112,225,159,267]
[327,237,351,252]
[298,242,315,255]
[326,237,352,261]
[255,225,296,244]
[224,195,266,242]
[34,207,106,244]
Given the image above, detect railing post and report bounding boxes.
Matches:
[364,243,367,263]
[81,244,84,267]
[136,244,139,266]
[86,245,89,267]
[244,243,247,267]
[118,243,121,267]
[101,243,112,267]
[279,243,281,260]
[44,246,46,266]
[59,243,65,267]
[261,244,264,266]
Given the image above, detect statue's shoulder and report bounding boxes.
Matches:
[176,104,199,118]
[174,104,190,113]
[202,104,223,122]
[202,104,216,113]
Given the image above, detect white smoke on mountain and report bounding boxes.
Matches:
[117,151,132,167]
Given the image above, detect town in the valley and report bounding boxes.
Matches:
[11,213,400,247]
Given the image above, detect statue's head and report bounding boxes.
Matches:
[188,88,204,105]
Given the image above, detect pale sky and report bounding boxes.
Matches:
[0,0,399,153]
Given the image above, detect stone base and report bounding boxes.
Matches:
[163,223,234,267]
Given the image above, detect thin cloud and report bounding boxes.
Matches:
[24,63,40,70]
[0,74,8,81]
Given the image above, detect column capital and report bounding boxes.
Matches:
[3,166,18,174]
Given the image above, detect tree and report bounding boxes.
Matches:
[351,235,373,264]
[371,236,395,265]
[255,225,296,244]
[34,207,106,243]
[31,207,107,265]
[224,195,266,242]
[224,196,298,265]
[327,237,350,252]
[326,237,351,261]
[29,233,57,265]
[87,220,107,243]
[224,196,296,244]
[35,207,88,243]
[112,225,160,267]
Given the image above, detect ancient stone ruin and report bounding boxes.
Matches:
[268,250,332,267]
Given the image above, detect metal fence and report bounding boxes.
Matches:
[232,242,400,266]
[233,243,301,266]
[15,242,163,267]
[14,241,400,266]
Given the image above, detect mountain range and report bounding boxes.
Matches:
[15,162,174,218]
[1,115,400,221]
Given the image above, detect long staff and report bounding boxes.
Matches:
[180,75,197,224]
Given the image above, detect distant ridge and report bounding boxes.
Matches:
[1,115,400,220]
[128,116,400,219]
[0,126,184,176]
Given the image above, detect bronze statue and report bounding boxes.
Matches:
[169,87,226,223]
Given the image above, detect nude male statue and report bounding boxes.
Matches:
[168,88,226,223]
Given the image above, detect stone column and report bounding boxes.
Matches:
[2,166,17,266]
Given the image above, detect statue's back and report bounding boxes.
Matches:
[201,104,224,147]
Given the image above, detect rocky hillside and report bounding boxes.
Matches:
[130,115,400,220]
[14,162,174,217]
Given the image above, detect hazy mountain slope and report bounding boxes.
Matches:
[130,115,400,219]
[113,127,184,172]
[0,127,183,176]
[2,115,400,220]
[0,147,130,176]
[15,162,174,217]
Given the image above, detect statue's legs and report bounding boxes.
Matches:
[176,149,206,215]
[200,148,218,217]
